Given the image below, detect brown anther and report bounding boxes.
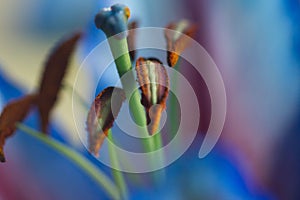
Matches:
[86,87,125,156]
[136,57,169,135]
[0,94,37,162]
[164,20,197,67]
[128,20,139,62]
[37,33,81,134]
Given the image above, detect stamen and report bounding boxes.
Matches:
[86,87,125,156]
[136,58,169,135]
[164,20,197,67]
[0,95,37,162]
[37,33,81,133]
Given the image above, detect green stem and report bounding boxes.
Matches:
[107,130,128,200]
[16,123,121,200]
[168,61,180,141]
[63,84,129,198]
[108,37,156,152]
[153,133,163,150]
[108,38,167,180]
[152,132,165,182]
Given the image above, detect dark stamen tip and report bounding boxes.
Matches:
[0,151,6,163]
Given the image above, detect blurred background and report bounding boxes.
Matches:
[0,0,299,199]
